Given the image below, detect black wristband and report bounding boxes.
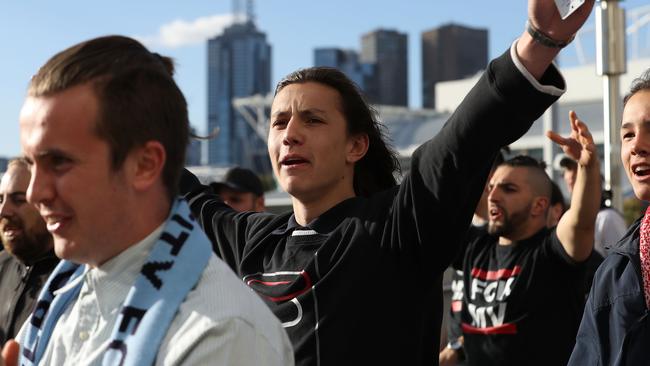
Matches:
[526,20,575,49]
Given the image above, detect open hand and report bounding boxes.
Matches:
[546,110,597,167]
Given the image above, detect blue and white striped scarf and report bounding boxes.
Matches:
[20,198,211,366]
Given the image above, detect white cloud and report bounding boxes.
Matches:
[136,13,247,49]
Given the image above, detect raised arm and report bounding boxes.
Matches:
[547,111,601,261]
[399,0,596,271]
[517,0,595,79]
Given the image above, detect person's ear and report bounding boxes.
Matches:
[346,133,369,164]
[254,195,265,212]
[531,196,550,217]
[129,141,166,192]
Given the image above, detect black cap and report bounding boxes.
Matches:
[553,154,577,171]
[211,167,264,196]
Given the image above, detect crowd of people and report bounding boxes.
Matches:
[1,0,650,365]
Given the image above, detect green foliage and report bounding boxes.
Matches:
[259,173,277,192]
[623,197,646,226]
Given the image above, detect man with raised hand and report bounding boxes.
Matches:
[181,1,595,365]
[459,111,600,366]
[181,0,593,365]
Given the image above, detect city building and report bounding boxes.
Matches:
[206,18,272,174]
[421,23,488,109]
[231,55,650,209]
[314,48,370,90]
[361,29,408,106]
[229,4,650,212]
[0,157,8,176]
[434,55,650,200]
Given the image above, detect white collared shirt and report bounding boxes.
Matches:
[19,225,294,366]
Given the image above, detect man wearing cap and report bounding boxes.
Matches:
[558,155,579,192]
[211,167,265,212]
[557,154,627,256]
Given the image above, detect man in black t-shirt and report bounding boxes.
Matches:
[460,112,601,366]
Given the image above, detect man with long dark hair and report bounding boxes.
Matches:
[181,1,595,365]
[458,123,601,366]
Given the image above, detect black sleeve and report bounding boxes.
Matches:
[544,228,591,268]
[447,225,488,343]
[180,168,277,271]
[451,224,486,271]
[383,48,563,275]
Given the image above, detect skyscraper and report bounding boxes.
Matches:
[314,48,368,89]
[0,157,8,174]
[207,20,272,172]
[360,29,408,107]
[422,23,488,109]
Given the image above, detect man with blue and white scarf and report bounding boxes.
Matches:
[0,35,293,366]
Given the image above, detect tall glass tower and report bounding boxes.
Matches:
[207,20,272,172]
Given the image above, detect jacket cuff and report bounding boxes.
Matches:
[509,38,566,97]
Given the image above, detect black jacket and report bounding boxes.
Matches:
[181,48,562,366]
[0,250,59,345]
[568,218,650,366]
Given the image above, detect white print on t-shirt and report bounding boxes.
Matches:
[469,277,515,302]
[243,270,313,328]
[282,298,303,327]
[467,266,519,329]
[450,270,465,313]
[451,271,464,301]
[467,302,507,328]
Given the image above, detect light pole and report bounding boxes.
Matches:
[596,0,626,211]
[543,97,559,181]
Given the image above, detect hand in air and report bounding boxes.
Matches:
[546,110,597,167]
[528,0,595,42]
